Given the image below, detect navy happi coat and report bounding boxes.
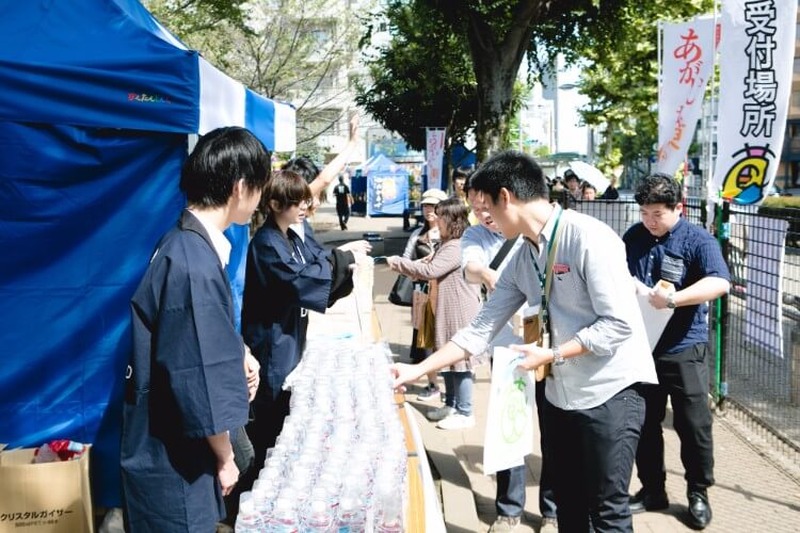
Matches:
[242,218,344,399]
[121,211,248,532]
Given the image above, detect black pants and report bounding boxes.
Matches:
[222,425,255,524]
[544,384,645,533]
[337,206,350,229]
[636,344,715,493]
[232,389,291,507]
[534,378,557,519]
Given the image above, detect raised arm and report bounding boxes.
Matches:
[309,113,360,198]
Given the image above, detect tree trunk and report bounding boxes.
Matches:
[463,2,537,163]
[471,56,517,162]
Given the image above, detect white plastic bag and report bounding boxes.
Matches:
[482,347,535,475]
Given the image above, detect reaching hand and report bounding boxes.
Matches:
[385,255,401,271]
[338,239,372,255]
[390,362,422,391]
[508,343,552,371]
[243,346,260,402]
[349,251,368,270]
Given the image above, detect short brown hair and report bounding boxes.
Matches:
[435,197,470,241]
[263,170,312,214]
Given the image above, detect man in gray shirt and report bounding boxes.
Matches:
[393,151,657,532]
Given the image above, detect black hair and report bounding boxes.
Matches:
[464,174,474,195]
[469,150,549,203]
[180,127,270,207]
[563,169,579,182]
[634,173,683,208]
[452,167,471,181]
[282,156,320,185]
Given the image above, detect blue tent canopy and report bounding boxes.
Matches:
[365,153,409,216]
[0,0,295,507]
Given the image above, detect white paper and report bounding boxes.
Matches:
[633,278,674,352]
[483,347,535,475]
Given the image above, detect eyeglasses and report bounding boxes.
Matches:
[290,199,312,208]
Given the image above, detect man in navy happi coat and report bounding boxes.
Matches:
[121,127,269,532]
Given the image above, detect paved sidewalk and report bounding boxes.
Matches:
[311,206,800,533]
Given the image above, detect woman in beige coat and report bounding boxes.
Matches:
[388,197,483,430]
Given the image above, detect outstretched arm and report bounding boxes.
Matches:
[309,113,360,198]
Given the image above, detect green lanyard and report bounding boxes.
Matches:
[531,208,563,327]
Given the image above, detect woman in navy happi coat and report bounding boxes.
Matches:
[241,170,356,473]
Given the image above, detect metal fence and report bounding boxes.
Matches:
[552,191,800,467]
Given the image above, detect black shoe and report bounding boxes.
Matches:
[687,490,712,529]
[629,488,669,514]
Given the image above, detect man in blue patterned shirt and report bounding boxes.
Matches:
[623,173,730,530]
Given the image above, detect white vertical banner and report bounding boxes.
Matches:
[656,17,716,176]
[425,128,446,191]
[744,216,788,358]
[712,0,798,205]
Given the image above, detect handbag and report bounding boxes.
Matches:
[411,283,429,330]
[415,279,437,349]
[389,274,413,306]
[416,299,436,349]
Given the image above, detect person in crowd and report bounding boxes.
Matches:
[452,166,470,201]
[563,169,582,201]
[332,174,353,230]
[548,177,566,206]
[600,176,620,200]
[392,150,658,532]
[461,180,557,532]
[452,166,479,225]
[400,188,448,399]
[121,127,268,532]
[581,181,598,201]
[241,171,367,490]
[550,177,565,193]
[388,197,484,430]
[623,173,730,530]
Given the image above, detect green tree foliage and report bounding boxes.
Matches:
[144,0,249,37]
[363,0,712,164]
[355,0,478,151]
[145,0,364,155]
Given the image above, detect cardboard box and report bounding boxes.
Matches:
[0,445,93,533]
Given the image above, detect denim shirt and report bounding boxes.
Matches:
[623,218,730,355]
[452,206,657,411]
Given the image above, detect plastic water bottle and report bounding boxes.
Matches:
[301,498,334,531]
[265,497,298,532]
[335,495,366,532]
[235,493,264,532]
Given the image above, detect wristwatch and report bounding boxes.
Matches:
[666,292,677,309]
[552,345,565,366]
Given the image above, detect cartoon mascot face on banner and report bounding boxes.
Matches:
[721,144,775,205]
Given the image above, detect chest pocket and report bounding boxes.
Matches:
[660,253,685,284]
